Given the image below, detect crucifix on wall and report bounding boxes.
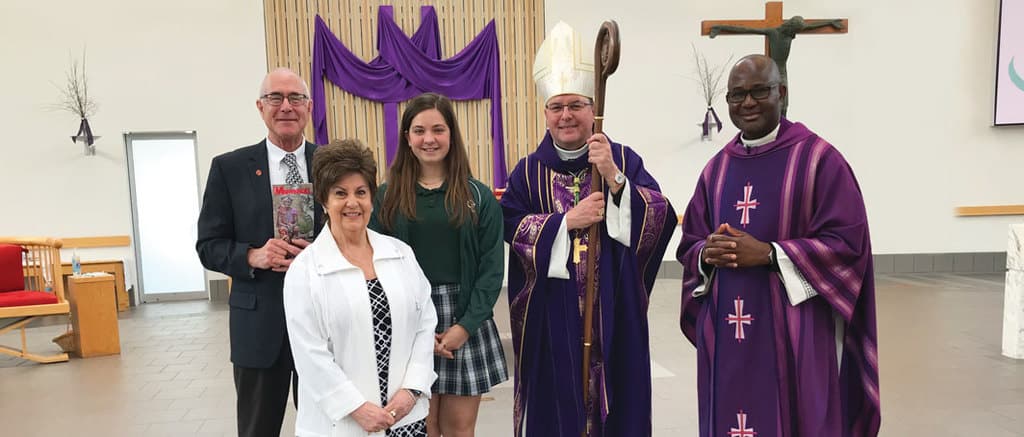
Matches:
[701,1,848,115]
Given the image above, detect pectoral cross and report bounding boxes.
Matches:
[573,236,588,264]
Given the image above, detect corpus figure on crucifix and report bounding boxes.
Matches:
[677,54,880,437]
[711,17,843,91]
[702,2,848,116]
[500,21,677,437]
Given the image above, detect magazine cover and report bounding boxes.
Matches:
[272,183,315,242]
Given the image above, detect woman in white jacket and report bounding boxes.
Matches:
[284,139,437,437]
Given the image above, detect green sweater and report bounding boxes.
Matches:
[406,182,461,285]
[369,178,505,334]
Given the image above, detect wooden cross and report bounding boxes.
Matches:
[573,236,588,264]
[700,2,848,59]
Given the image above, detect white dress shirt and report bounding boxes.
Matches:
[266,137,309,185]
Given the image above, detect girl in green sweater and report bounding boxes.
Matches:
[371,93,508,437]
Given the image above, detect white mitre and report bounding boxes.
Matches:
[532,21,595,104]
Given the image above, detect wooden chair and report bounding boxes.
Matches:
[0,237,70,363]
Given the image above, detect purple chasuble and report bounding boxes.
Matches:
[501,132,677,437]
[677,119,881,437]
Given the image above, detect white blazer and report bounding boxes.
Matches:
[284,227,438,437]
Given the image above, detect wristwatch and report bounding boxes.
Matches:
[406,388,423,398]
[613,171,626,185]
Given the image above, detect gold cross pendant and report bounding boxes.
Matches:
[573,236,588,264]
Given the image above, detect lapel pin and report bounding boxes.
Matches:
[256,169,263,176]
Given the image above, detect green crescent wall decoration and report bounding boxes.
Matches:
[1009,57,1024,93]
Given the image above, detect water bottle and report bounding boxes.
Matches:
[72,250,81,275]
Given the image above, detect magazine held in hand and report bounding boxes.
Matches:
[272,183,315,242]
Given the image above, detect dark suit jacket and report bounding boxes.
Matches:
[196,140,323,369]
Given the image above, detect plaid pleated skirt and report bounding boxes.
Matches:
[431,283,509,396]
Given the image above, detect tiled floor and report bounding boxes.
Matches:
[1,273,1022,436]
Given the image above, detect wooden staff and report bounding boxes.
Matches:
[581,20,619,436]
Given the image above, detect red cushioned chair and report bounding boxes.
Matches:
[0,237,70,363]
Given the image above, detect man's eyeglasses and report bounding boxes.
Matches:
[545,101,593,113]
[725,84,778,104]
[261,92,309,106]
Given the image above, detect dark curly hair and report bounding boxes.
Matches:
[311,138,378,208]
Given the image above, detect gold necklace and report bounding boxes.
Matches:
[418,178,444,189]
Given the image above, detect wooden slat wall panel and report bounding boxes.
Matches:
[264,0,546,188]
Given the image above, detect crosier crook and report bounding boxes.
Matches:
[581,19,620,437]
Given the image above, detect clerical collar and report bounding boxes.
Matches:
[553,142,589,161]
[740,124,781,149]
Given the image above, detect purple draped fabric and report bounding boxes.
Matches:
[701,107,723,137]
[677,119,881,437]
[500,133,677,437]
[74,118,95,146]
[310,6,507,187]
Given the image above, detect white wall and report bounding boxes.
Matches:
[546,0,1024,254]
[1,0,1021,265]
[0,1,268,270]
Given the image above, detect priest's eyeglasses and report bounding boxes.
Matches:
[545,101,593,113]
[725,84,778,104]
[261,92,310,106]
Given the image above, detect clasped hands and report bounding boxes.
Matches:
[351,389,419,433]
[434,324,469,359]
[247,237,310,272]
[702,223,772,269]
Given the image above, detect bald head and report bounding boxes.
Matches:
[730,55,781,84]
[259,67,309,97]
[726,54,786,139]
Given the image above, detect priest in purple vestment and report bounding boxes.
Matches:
[500,22,677,437]
[677,54,881,437]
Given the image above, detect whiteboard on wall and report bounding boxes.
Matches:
[995,0,1024,125]
[124,131,208,301]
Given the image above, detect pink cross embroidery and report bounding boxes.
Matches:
[728,410,757,437]
[726,297,753,342]
[735,182,759,227]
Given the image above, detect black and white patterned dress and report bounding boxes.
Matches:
[366,278,426,437]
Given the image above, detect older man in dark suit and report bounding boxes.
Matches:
[197,67,323,437]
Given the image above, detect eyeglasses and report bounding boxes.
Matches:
[545,101,593,113]
[261,92,309,106]
[725,84,778,104]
